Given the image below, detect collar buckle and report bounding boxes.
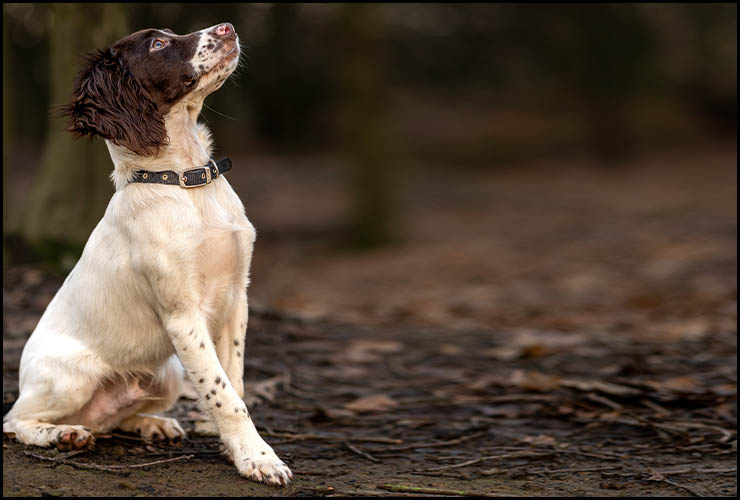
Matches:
[179,171,197,188]
[180,166,212,188]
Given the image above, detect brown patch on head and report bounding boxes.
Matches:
[60,27,203,156]
[112,28,201,115]
[59,48,167,156]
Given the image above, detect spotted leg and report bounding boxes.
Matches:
[162,310,291,485]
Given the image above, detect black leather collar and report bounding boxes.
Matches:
[130,158,232,188]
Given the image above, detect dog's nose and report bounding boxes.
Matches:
[213,23,235,40]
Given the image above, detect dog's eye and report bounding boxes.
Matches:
[151,39,168,50]
[184,78,196,88]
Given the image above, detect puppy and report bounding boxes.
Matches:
[3,23,292,486]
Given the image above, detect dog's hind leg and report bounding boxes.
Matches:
[3,362,98,450]
[118,356,186,441]
[3,419,95,451]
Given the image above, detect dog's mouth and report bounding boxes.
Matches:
[198,43,239,80]
[224,45,238,60]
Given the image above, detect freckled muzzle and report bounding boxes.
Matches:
[191,22,240,86]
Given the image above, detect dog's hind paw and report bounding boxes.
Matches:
[55,426,95,451]
[120,414,186,442]
[192,418,218,436]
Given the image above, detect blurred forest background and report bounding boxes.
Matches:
[2,2,737,326]
[2,5,737,495]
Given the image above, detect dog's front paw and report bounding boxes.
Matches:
[237,455,293,486]
[231,445,293,486]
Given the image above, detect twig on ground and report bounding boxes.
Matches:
[25,452,130,476]
[641,399,671,416]
[140,449,223,457]
[375,432,485,453]
[376,483,504,497]
[114,454,194,469]
[658,467,737,476]
[24,450,193,476]
[519,465,621,475]
[54,449,88,460]
[622,410,687,437]
[106,432,148,442]
[262,429,402,444]
[495,446,628,460]
[585,393,622,410]
[646,467,704,497]
[410,471,472,479]
[420,450,554,471]
[344,441,380,462]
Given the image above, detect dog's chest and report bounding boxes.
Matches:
[191,184,255,319]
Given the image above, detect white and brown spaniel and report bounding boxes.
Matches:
[3,23,293,486]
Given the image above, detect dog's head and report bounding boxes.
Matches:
[61,23,240,156]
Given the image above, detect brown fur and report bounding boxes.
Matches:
[60,28,202,157]
[61,49,168,157]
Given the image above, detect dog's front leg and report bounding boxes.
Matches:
[215,290,248,399]
[161,309,292,486]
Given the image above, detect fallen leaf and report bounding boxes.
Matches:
[310,407,356,422]
[646,467,666,481]
[509,370,561,391]
[710,384,737,396]
[468,374,509,391]
[560,378,641,396]
[519,434,562,448]
[395,418,434,429]
[645,376,700,394]
[438,344,464,355]
[482,346,522,361]
[598,410,623,422]
[479,406,522,418]
[341,340,404,363]
[344,394,399,413]
[506,330,592,356]
[244,373,290,406]
[661,319,712,341]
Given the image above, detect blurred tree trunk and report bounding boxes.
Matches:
[332,4,394,248]
[3,10,12,267]
[20,4,128,267]
[567,5,654,163]
[682,3,738,132]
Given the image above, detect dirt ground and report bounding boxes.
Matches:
[3,142,737,496]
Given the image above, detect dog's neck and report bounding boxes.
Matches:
[107,99,214,191]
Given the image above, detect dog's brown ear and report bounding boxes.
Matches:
[59,48,168,156]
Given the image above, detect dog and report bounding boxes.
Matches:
[3,23,292,486]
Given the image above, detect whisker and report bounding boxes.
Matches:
[203,102,238,121]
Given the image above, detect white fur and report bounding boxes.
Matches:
[3,23,292,486]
